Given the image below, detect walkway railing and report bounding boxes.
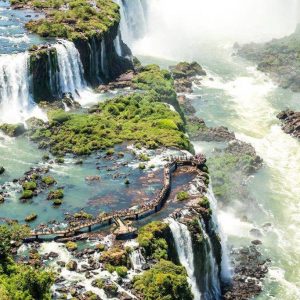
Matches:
[28,155,206,238]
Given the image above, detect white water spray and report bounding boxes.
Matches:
[54,40,86,98]
[169,218,201,300]
[0,52,46,123]
[205,185,232,282]
[114,0,147,46]
[198,219,222,299]
[121,0,300,60]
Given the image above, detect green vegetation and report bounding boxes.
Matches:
[25,213,38,222]
[132,65,185,121]
[99,247,129,267]
[21,190,34,200]
[0,123,25,137]
[0,226,53,300]
[138,153,150,161]
[170,61,206,79]
[42,176,56,185]
[12,0,120,41]
[133,260,193,300]
[22,181,37,191]
[52,199,63,206]
[176,191,189,201]
[30,93,190,156]
[137,221,169,260]
[92,278,105,289]
[115,266,128,278]
[47,189,64,200]
[65,241,78,251]
[187,218,204,245]
[138,163,146,170]
[73,211,93,219]
[237,25,300,92]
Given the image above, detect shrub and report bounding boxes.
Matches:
[42,176,56,185]
[138,163,146,170]
[48,189,64,200]
[22,181,37,191]
[176,191,189,201]
[25,213,37,222]
[137,222,169,259]
[65,241,78,251]
[116,266,128,278]
[133,260,193,300]
[21,190,33,199]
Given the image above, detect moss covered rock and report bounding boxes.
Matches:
[133,260,193,300]
[0,123,25,137]
[99,247,128,267]
[25,213,37,222]
[29,93,190,156]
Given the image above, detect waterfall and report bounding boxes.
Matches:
[54,40,86,98]
[169,218,201,300]
[114,31,123,57]
[129,248,146,271]
[0,52,45,123]
[100,39,109,78]
[206,185,232,282]
[114,0,147,46]
[198,219,222,299]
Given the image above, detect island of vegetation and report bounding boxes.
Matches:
[236,25,300,92]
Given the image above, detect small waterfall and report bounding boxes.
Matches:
[206,185,232,282]
[0,52,45,123]
[198,219,222,299]
[114,31,123,57]
[54,40,86,98]
[100,39,109,78]
[129,248,146,271]
[169,218,201,300]
[115,0,148,45]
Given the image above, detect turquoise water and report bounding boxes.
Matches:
[0,0,46,54]
[138,42,300,299]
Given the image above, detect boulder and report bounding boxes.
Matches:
[0,123,25,137]
[66,260,78,271]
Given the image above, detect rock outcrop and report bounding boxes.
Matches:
[277,110,300,139]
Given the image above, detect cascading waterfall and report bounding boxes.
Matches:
[100,39,109,78]
[129,248,146,271]
[54,40,87,98]
[169,218,201,300]
[206,184,231,282]
[114,32,123,57]
[114,0,147,46]
[0,52,45,123]
[198,219,222,299]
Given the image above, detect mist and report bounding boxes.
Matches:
[131,0,300,60]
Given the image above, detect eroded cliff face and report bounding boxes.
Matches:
[16,0,134,102]
[29,47,60,102]
[73,23,133,86]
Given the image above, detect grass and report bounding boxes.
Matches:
[30,93,190,156]
[12,0,120,41]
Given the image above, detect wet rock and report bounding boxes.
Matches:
[223,245,269,300]
[250,228,263,238]
[187,116,236,142]
[25,117,46,130]
[0,123,26,137]
[0,166,5,175]
[57,261,66,267]
[85,176,101,182]
[277,110,300,139]
[66,260,78,271]
[251,240,262,245]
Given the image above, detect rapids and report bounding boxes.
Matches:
[118,0,300,298]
